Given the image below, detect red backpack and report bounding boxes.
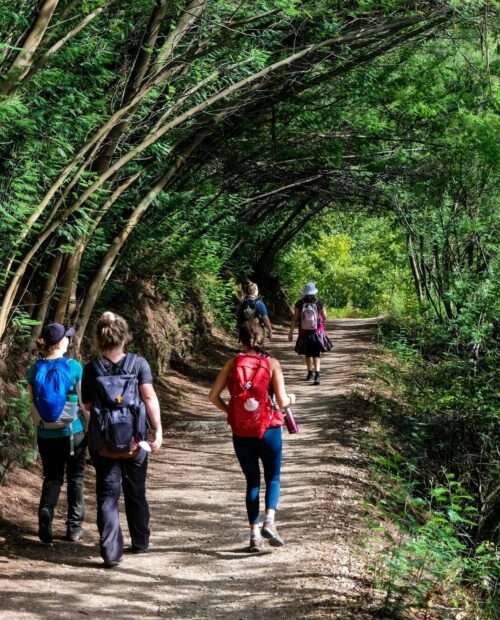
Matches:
[226,353,274,438]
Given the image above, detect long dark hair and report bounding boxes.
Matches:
[238,319,268,356]
[303,294,317,303]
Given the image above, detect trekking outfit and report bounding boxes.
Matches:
[226,352,284,528]
[27,357,87,542]
[293,298,332,358]
[81,353,153,565]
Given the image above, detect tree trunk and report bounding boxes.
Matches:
[53,170,143,323]
[255,199,311,271]
[1,0,60,94]
[150,0,206,76]
[72,132,209,354]
[93,0,169,173]
[31,251,64,341]
[25,6,106,82]
[407,234,424,303]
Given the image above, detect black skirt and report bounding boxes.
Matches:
[294,330,333,357]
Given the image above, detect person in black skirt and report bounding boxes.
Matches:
[288,283,332,385]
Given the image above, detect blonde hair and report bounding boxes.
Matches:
[95,311,131,353]
[245,281,259,296]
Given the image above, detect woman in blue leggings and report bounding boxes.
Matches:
[209,320,296,551]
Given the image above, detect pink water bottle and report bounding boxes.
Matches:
[283,407,299,434]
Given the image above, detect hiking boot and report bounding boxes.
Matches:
[261,522,284,547]
[38,508,53,544]
[103,557,123,569]
[127,545,148,554]
[313,372,321,385]
[249,536,265,552]
[65,528,84,542]
[306,370,314,382]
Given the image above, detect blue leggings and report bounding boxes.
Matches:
[232,426,282,525]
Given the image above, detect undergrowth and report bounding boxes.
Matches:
[0,383,35,485]
[363,317,499,618]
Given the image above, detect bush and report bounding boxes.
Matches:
[0,383,36,485]
[367,316,499,616]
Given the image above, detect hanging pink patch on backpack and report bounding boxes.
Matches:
[226,353,282,438]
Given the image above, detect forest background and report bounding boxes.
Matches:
[0,0,498,616]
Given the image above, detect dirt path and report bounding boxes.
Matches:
[0,319,380,619]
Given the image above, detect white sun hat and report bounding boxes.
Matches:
[302,282,318,296]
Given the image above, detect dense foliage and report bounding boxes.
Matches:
[0,0,497,614]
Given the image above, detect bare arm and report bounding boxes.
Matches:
[320,305,327,321]
[270,359,295,409]
[139,383,162,453]
[75,380,90,427]
[288,308,299,342]
[27,385,42,427]
[263,315,273,339]
[208,359,233,413]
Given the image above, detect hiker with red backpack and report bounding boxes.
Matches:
[81,312,162,568]
[27,323,88,544]
[288,282,332,385]
[209,320,295,552]
[236,281,273,340]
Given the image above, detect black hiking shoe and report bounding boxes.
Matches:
[313,372,321,385]
[126,545,148,554]
[38,507,53,544]
[306,370,314,382]
[65,528,84,542]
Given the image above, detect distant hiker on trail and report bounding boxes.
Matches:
[209,319,295,552]
[27,323,88,544]
[81,312,162,569]
[288,282,332,385]
[237,281,273,340]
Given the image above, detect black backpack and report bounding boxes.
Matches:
[237,298,263,326]
[88,353,147,456]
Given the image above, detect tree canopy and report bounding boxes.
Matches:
[0,0,496,352]
[0,2,498,612]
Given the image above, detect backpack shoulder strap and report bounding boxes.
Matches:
[240,353,268,387]
[92,356,108,377]
[122,353,138,375]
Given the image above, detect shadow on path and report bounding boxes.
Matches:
[0,319,381,619]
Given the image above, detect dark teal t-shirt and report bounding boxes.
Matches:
[27,358,85,438]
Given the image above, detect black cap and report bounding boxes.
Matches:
[41,323,76,346]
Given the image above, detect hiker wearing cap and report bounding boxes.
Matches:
[288,283,332,385]
[27,323,88,544]
[236,282,273,340]
[209,320,296,552]
[81,312,162,568]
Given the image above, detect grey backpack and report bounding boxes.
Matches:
[88,353,147,455]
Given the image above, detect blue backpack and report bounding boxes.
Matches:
[32,358,74,423]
